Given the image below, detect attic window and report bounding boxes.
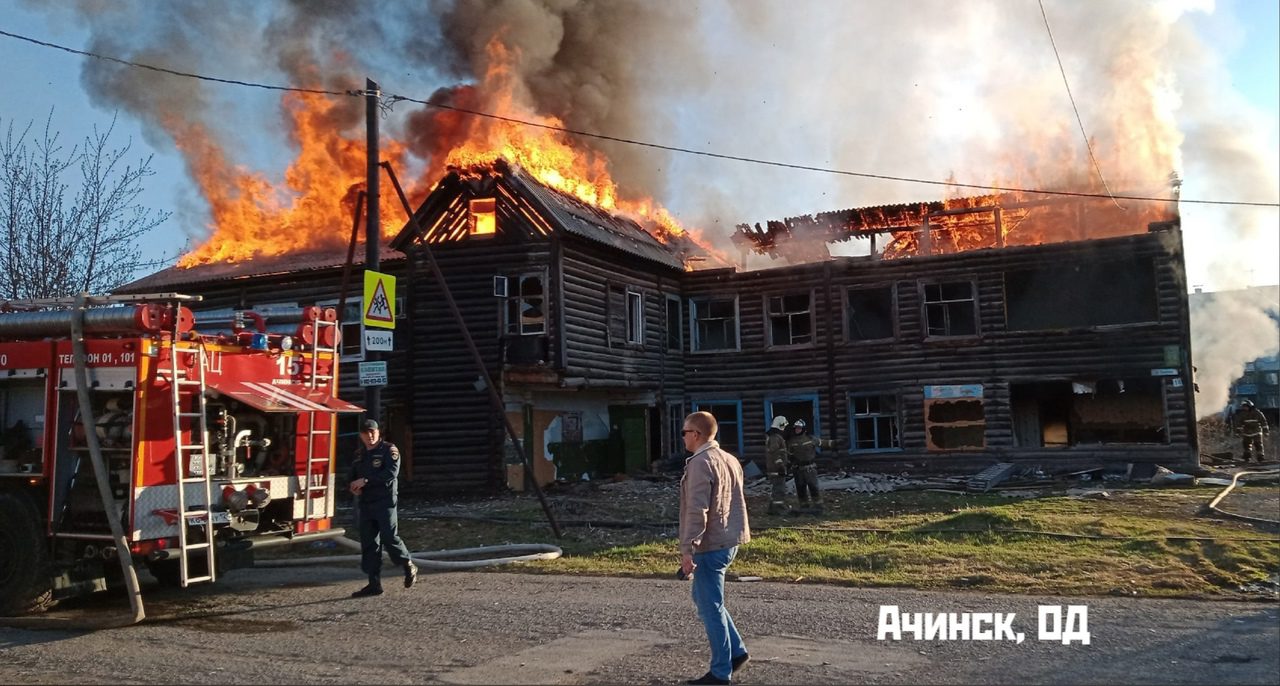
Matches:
[469,198,496,236]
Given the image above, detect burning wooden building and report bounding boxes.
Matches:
[122,161,1197,492]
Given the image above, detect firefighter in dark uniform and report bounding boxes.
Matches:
[765,415,790,515]
[1232,399,1270,463]
[348,419,417,597]
[786,419,824,514]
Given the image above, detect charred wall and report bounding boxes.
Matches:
[682,229,1197,471]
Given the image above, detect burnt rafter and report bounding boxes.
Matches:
[733,190,1180,262]
[390,159,697,270]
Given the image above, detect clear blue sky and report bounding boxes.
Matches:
[1,0,1277,288]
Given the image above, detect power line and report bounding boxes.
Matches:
[1038,0,1122,208]
[2,26,1277,210]
[0,28,348,97]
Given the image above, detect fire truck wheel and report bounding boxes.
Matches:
[0,491,54,616]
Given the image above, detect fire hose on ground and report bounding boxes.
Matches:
[1203,467,1280,526]
[252,536,562,570]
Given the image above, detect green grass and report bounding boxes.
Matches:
[387,485,1280,599]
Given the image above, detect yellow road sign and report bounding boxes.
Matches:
[363,270,396,329]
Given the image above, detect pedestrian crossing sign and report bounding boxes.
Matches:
[363,270,396,329]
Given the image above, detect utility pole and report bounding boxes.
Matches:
[364,78,381,423]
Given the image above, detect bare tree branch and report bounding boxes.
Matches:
[0,110,170,299]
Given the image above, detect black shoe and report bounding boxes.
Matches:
[404,562,418,589]
[351,583,383,598]
[731,653,750,673]
[687,673,730,685]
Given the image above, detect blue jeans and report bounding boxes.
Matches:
[691,546,747,679]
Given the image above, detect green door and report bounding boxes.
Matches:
[608,405,649,474]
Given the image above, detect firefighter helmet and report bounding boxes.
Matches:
[794,419,806,430]
[1241,399,1254,408]
[771,415,789,430]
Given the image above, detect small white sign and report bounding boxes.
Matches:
[1151,368,1179,377]
[364,329,393,352]
[358,361,388,387]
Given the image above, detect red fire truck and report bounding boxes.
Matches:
[0,294,361,615]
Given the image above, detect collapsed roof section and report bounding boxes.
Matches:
[732,190,1180,264]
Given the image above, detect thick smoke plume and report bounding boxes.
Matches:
[25,0,1280,413]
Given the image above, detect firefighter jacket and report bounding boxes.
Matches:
[787,432,819,465]
[1233,407,1270,437]
[349,440,402,509]
[765,429,789,472]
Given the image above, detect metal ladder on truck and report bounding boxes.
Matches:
[167,333,216,586]
[300,315,341,520]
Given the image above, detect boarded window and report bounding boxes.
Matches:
[626,290,644,344]
[850,394,899,451]
[1005,259,1157,330]
[607,284,625,346]
[469,198,496,236]
[691,297,738,351]
[505,274,545,335]
[767,293,812,346]
[847,287,894,341]
[923,282,977,337]
[924,393,985,450]
[665,296,682,351]
[1072,378,1166,443]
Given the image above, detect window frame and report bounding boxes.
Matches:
[689,399,744,457]
[468,197,497,237]
[764,290,815,349]
[689,295,741,353]
[665,294,683,352]
[847,392,902,453]
[626,289,645,345]
[843,283,898,344]
[920,279,980,339]
[503,271,548,336]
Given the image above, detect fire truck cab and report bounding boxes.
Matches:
[0,294,360,615]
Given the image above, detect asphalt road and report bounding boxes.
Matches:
[0,564,1276,685]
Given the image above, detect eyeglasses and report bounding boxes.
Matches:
[681,429,699,436]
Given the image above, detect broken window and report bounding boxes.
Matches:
[1010,382,1073,447]
[1005,259,1157,330]
[924,386,985,450]
[666,296,682,351]
[667,402,686,457]
[767,292,812,347]
[1071,378,1166,444]
[691,400,742,456]
[923,281,977,337]
[846,286,894,341]
[505,274,545,335]
[691,296,739,351]
[626,290,644,345]
[849,394,899,451]
[469,198,496,236]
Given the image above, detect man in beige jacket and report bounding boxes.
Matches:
[679,411,751,685]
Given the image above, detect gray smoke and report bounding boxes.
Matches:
[23,0,1278,410]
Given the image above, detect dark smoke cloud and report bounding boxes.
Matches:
[20,0,1279,411]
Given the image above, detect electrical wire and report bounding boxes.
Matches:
[1038,0,1123,209]
[2,27,1277,209]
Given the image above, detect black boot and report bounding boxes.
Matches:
[351,577,383,598]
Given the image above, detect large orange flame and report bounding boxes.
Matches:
[177,91,409,267]
[436,37,731,265]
